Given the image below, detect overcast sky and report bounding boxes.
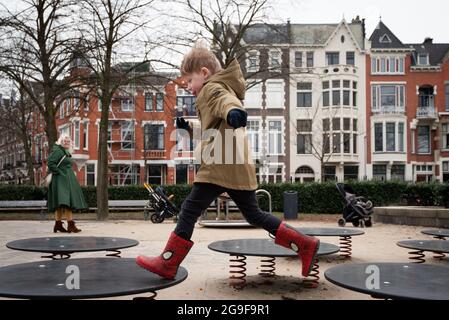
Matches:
[270,0,449,43]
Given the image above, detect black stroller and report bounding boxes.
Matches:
[143,183,179,224]
[336,183,373,228]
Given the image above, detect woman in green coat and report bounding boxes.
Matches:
[47,135,88,233]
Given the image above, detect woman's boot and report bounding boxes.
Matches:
[53,221,68,233]
[67,220,82,233]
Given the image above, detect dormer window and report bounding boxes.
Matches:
[418,53,429,66]
[247,50,260,73]
[269,49,282,71]
[380,34,392,43]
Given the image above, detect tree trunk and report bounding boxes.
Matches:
[44,109,58,151]
[96,95,111,221]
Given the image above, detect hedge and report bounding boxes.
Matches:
[0,181,448,214]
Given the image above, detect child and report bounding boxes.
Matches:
[136,46,320,280]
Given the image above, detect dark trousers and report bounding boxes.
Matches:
[174,183,282,240]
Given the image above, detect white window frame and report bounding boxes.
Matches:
[73,120,80,150]
[247,118,261,156]
[267,118,284,156]
[265,80,284,109]
[417,53,429,66]
[83,121,89,151]
[85,162,96,186]
[442,123,449,151]
[371,56,405,75]
[246,50,260,73]
[268,49,282,72]
[417,125,431,155]
[371,84,406,113]
[244,82,262,109]
[121,97,135,112]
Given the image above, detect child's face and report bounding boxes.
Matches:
[185,67,211,96]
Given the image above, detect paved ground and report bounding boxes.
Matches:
[0,218,447,300]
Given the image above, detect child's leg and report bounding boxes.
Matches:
[225,189,281,235]
[174,183,226,240]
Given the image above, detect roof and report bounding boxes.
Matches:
[240,21,365,49]
[369,21,406,49]
[408,41,449,66]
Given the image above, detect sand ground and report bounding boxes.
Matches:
[0,217,446,300]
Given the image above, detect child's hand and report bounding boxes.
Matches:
[227,109,247,129]
[176,117,191,131]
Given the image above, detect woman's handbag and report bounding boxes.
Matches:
[41,155,67,187]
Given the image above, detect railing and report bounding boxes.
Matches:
[416,106,438,119]
[372,106,405,115]
[146,150,166,159]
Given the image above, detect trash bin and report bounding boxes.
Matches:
[283,191,298,220]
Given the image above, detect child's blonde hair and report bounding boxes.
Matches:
[181,42,222,76]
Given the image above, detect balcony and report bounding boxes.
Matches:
[145,150,166,159]
[416,106,438,119]
[372,106,405,115]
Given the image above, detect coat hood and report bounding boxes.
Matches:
[204,58,246,100]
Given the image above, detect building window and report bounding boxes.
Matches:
[417,125,430,154]
[176,164,188,184]
[386,122,396,152]
[372,84,405,112]
[332,80,340,106]
[353,133,358,154]
[332,118,341,131]
[343,133,351,154]
[306,52,314,67]
[269,50,282,71]
[176,93,196,116]
[324,166,336,181]
[375,123,383,152]
[121,97,135,112]
[343,90,350,106]
[326,52,340,65]
[297,82,312,108]
[346,52,355,65]
[442,123,449,150]
[145,93,154,111]
[371,56,405,74]
[391,165,405,181]
[333,133,341,153]
[295,51,302,67]
[247,51,259,72]
[266,81,284,109]
[322,81,330,107]
[83,122,89,151]
[144,124,164,151]
[443,161,449,182]
[73,120,80,150]
[297,120,312,154]
[109,164,140,186]
[86,164,95,186]
[267,166,283,184]
[148,165,164,185]
[244,83,262,108]
[156,93,164,112]
[268,121,282,155]
[344,166,358,181]
[247,120,260,154]
[373,165,387,181]
[446,84,449,111]
[398,123,404,152]
[417,53,429,66]
[121,121,135,150]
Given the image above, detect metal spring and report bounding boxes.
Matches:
[41,253,71,260]
[303,259,320,289]
[409,250,426,263]
[339,236,353,258]
[229,255,247,289]
[133,291,157,300]
[259,257,276,278]
[106,250,122,258]
[433,251,446,260]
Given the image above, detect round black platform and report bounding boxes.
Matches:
[325,263,449,300]
[208,239,339,257]
[296,227,365,237]
[421,229,449,238]
[397,240,449,253]
[6,237,139,255]
[0,258,187,300]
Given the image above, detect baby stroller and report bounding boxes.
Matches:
[143,183,179,224]
[336,183,373,228]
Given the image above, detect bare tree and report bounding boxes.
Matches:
[0,0,83,150]
[0,77,39,185]
[76,0,176,220]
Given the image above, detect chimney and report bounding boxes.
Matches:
[424,37,433,45]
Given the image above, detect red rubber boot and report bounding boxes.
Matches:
[136,232,193,280]
[275,222,320,277]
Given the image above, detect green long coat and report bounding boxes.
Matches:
[47,145,88,213]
